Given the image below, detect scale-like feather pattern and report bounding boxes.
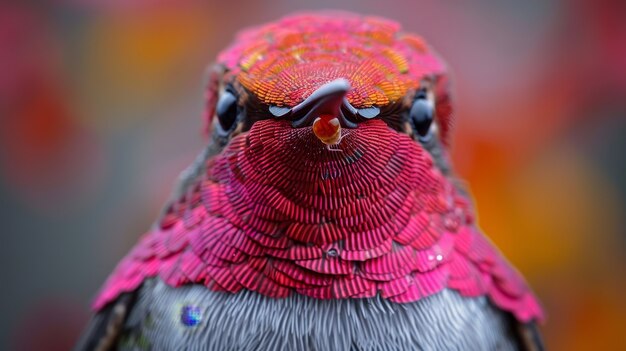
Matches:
[94,119,543,323]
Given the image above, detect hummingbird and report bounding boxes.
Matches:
[76,12,544,351]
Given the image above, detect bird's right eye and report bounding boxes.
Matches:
[216,89,238,132]
[409,89,434,141]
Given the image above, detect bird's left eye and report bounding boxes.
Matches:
[409,90,434,141]
[216,88,239,133]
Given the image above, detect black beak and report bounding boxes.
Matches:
[292,78,349,114]
[268,78,381,128]
[268,79,353,128]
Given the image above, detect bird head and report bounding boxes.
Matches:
[205,12,453,154]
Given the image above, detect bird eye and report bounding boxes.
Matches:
[409,90,434,141]
[216,89,238,132]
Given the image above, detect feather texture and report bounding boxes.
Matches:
[114,279,522,351]
[93,119,543,324]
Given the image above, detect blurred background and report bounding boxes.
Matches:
[1,0,625,349]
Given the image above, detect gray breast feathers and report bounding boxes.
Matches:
[115,279,520,351]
